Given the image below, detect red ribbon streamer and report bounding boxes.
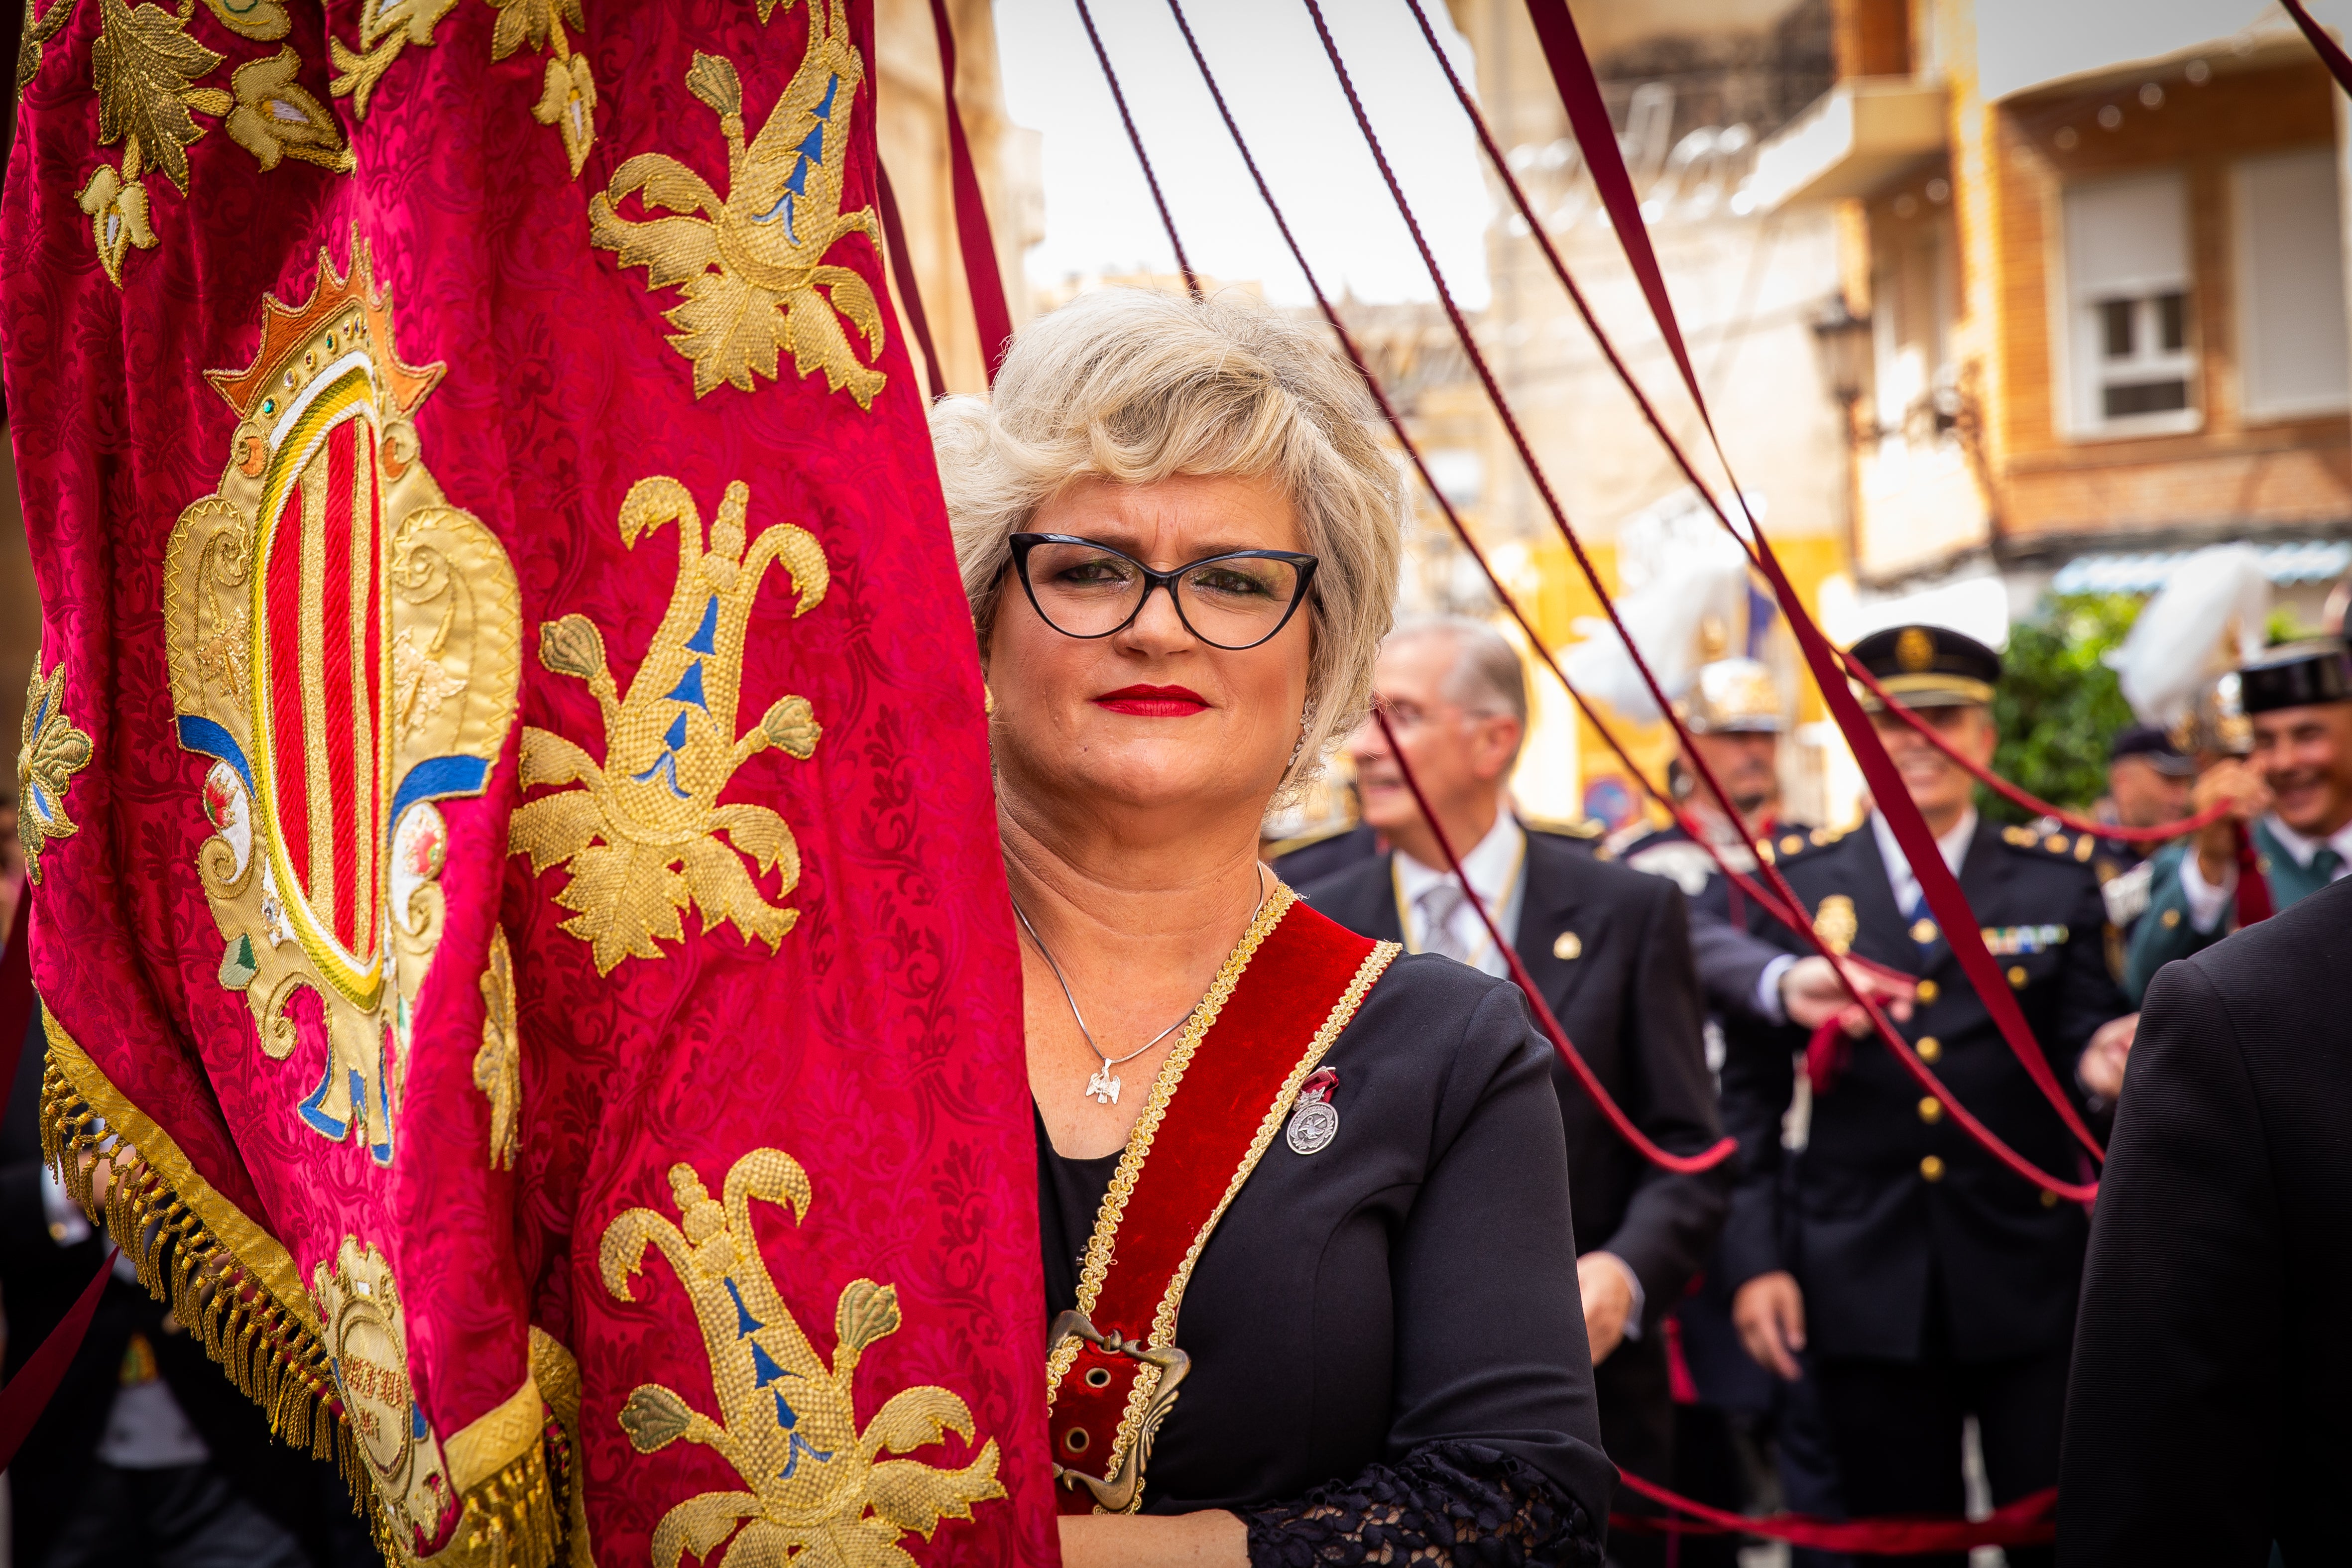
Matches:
[1142,0,2088,1201]
[0,1247,117,1473]
[1373,709,1738,1176]
[1510,0,2105,1176]
[1613,1472,2057,1554]
[874,160,947,403]
[926,0,1015,382]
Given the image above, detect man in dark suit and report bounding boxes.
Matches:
[1297,616,1728,1536]
[2058,873,2352,1565]
[1717,626,2130,1568]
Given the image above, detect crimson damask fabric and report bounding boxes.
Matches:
[3,3,1053,1563]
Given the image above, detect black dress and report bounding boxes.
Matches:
[1037,953,1614,1565]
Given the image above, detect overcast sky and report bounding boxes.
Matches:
[991,0,1495,308]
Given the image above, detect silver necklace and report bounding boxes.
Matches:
[1013,866,1267,1105]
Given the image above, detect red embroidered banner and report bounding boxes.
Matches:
[3,4,1052,1563]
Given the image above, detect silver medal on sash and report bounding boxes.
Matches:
[1287,1069,1341,1155]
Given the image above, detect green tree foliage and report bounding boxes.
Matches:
[1981,594,2141,825]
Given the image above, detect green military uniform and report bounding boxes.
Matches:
[2123,639,2352,1002]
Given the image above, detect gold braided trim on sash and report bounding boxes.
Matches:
[1044,883,1402,1509]
[39,1009,586,1568]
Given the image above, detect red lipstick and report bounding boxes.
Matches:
[1094,684,1209,717]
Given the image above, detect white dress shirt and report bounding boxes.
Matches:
[2178,811,2352,932]
[1871,805,1978,916]
[1395,813,1648,1335]
[1394,813,1528,980]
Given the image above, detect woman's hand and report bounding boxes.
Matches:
[2078,1013,2138,1102]
[1575,1252,1636,1364]
[1732,1270,1807,1381]
[1058,1509,1247,1567]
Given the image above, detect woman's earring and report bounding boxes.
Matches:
[983,682,995,718]
[1288,701,1315,766]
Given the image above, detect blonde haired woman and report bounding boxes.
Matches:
[936,289,1612,1567]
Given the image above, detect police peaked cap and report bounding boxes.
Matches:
[2238,638,2352,715]
[1848,624,2000,710]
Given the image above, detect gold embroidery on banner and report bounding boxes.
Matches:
[315,1239,464,1552]
[17,0,75,92]
[164,233,522,1165]
[44,1015,580,1568]
[18,654,94,885]
[599,1148,1006,1567]
[587,12,887,402]
[509,476,826,974]
[328,0,595,177]
[72,0,353,286]
[473,926,521,1169]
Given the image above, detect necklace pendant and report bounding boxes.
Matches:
[1085,1066,1121,1105]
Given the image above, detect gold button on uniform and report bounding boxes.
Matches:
[1920,1155,1945,1181]
[1781,835,1805,855]
[2161,908,2182,929]
[1553,931,1582,961]
[1915,979,1939,1004]
[1910,918,1937,944]
[1915,1036,1941,1062]
[2040,1189,2061,1207]
[2007,965,2028,988]
[1917,1095,1943,1123]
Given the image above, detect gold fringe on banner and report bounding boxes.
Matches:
[38,1012,583,1568]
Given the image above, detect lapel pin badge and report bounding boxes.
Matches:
[1287,1068,1341,1155]
[1553,931,1582,961]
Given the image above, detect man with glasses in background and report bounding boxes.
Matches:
[1299,616,1726,1563]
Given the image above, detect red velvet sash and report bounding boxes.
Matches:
[1046,888,1399,1514]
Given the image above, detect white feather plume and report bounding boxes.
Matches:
[2108,544,2271,730]
[1562,536,1753,722]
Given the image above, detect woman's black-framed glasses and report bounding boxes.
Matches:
[1007,533,1319,652]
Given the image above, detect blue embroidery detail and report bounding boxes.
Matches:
[630,750,691,799]
[685,596,719,656]
[665,662,707,711]
[751,1340,791,1387]
[387,754,492,838]
[776,1427,832,1479]
[298,1057,349,1139]
[177,716,254,794]
[725,1277,762,1338]
[411,1404,428,1439]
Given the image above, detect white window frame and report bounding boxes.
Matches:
[2057,171,2201,440]
[2233,146,2352,423]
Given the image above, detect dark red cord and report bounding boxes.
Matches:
[1151,0,2089,1197]
[1350,0,2104,1168]
[1373,711,1738,1176]
[1070,0,1201,299]
[874,161,947,402]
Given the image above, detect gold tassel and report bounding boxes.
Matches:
[40,1047,580,1568]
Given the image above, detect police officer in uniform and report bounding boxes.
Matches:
[2124,639,2352,998]
[1716,626,2129,1568]
[1614,655,1867,1568]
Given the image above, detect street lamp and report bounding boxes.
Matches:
[1810,295,1873,408]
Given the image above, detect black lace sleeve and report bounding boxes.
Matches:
[1242,1440,1606,1567]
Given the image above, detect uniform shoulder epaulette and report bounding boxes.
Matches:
[1999,822,2100,864]
[1262,820,1359,861]
[1756,824,1844,864]
[1600,818,1660,859]
[1523,813,1606,842]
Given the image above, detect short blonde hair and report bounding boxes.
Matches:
[933,288,1404,791]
